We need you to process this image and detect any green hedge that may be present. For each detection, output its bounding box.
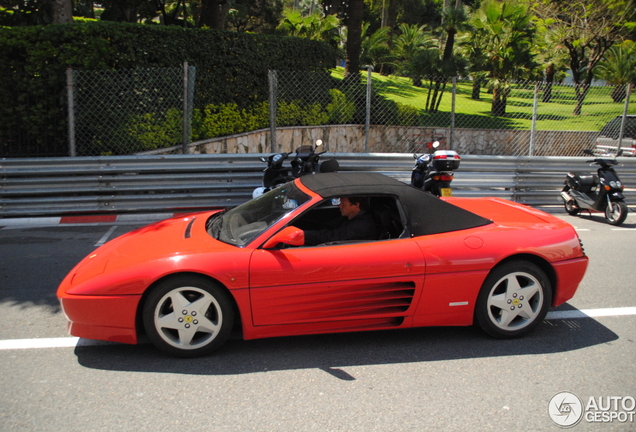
[117,84,412,151]
[1,21,336,105]
[0,21,336,157]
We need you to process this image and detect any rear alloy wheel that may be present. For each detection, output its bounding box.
[475,261,551,338]
[143,276,234,357]
[605,201,628,226]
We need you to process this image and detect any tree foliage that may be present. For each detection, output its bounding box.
[532,0,636,114]
[3,0,636,134]
[0,21,336,156]
[594,40,636,101]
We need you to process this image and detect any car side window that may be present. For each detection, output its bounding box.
[290,195,406,246]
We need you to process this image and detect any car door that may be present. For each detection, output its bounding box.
[248,239,425,326]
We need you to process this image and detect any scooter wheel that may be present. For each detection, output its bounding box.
[564,200,580,216]
[605,201,628,226]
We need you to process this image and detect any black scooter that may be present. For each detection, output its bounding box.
[411,141,461,197]
[253,140,339,198]
[561,149,628,226]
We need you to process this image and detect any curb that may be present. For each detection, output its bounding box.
[0,213,179,228]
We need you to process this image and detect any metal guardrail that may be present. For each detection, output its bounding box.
[1,154,636,218]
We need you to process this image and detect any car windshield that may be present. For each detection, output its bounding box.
[207,182,311,247]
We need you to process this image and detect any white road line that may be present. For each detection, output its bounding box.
[94,226,118,247]
[1,307,634,351]
[545,306,636,320]
[0,337,119,350]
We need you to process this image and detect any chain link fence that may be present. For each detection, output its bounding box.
[68,65,195,156]
[23,66,635,157]
[270,69,635,157]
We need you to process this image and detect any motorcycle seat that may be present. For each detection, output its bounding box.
[319,158,339,173]
[569,172,599,192]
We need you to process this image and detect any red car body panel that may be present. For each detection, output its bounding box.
[248,240,425,326]
[551,257,589,305]
[60,294,140,344]
[57,173,588,347]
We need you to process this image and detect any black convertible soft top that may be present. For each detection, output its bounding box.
[300,172,492,236]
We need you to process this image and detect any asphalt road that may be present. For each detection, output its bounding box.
[0,211,635,432]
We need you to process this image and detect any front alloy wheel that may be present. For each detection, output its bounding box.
[475,261,551,338]
[605,201,628,226]
[143,276,234,357]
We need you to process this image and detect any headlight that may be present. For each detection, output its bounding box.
[610,181,617,188]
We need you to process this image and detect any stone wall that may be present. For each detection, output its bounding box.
[144,125,599,156]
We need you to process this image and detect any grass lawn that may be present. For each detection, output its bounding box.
[330,67,636,132]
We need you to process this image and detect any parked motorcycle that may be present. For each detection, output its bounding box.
[561,149,628,226]
[253,140,339,198]
[410,141,461,197]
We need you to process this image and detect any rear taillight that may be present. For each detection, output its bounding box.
[433,174,454,181]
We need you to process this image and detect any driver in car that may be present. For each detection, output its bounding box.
[300,196,378,246]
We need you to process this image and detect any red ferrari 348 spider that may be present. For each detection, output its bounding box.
[58,172,588,357]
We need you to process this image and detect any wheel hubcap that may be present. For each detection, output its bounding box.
[486,272,543,331]
[153,286,223,350]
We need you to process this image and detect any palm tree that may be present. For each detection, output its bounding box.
[344,0,365,82]
[360,24,395,71]
[440,4,471,63]
[393,23,438,87]
[457,22,490,100]
[467,0,536,116]
[277,8,342,48]
[595,41,636,102]
[532,21,570,103]
[427,4,471,112]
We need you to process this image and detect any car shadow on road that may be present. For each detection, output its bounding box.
[75,306,618,379]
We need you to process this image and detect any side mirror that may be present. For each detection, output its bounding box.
[432,141,440,149]
[262,226,305,249]
[315,139,323,148]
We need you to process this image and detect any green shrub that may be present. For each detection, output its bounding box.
[202,103,245,137]
[125,108,183,150]
[277,100,329,126]
[325,89,355,124]
[396,102,419,126]
[201,102,270,138]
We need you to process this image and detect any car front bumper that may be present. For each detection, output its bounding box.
[59,294,142,344]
